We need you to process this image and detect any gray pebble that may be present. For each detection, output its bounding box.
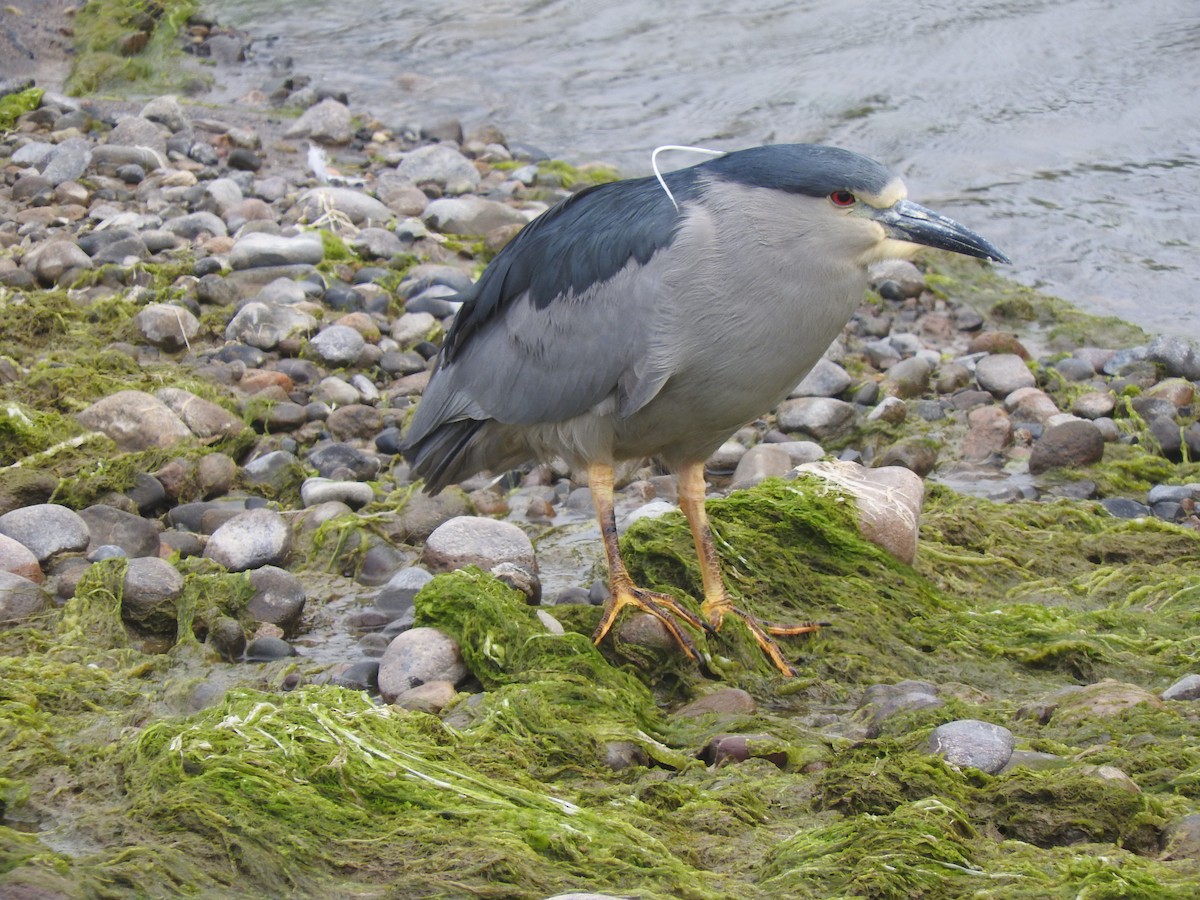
[309,325,366,366]
[775,397,856,440]
[422,516,537,574]
[925,719,1015,774]
[229,233,324,270]
[0,503,90,563]
[121,557,184,633]
[975,353,1036,397]
[300,477,375,509]
[247,565,307,634]
[0,571,50,624]
[377,626,468,702]
[204,508,293,571]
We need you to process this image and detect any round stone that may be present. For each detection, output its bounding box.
[422,516,537,574]
[377,626,468,702]
[204,508,293,571]
[925,719,1015,774]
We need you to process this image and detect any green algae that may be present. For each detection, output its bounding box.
[4,468,1200,896]
[67,0,200,96]
[0,87,44,132]
[924,254,1149,351]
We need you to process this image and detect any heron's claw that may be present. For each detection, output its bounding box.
[592,583,712,663]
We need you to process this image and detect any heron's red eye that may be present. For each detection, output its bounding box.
[830,190,856,207]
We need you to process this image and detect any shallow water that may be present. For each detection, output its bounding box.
[208,0,1200,337]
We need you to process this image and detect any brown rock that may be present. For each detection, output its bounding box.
[968,332,1030,359]
[963,406,1013,460]
[1029,420,1105,474]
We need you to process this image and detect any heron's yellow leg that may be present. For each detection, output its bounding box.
[677,461,823,677]
[588,462,708,661]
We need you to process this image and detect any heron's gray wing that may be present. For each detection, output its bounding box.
[413,171,709,434]
[442,170,701,360]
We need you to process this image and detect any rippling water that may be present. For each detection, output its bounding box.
[209,0,1200,337]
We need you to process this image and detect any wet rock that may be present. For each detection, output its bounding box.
[79,505,161,558]
[0,571,50,624]
[306,442,381,480]
[422,196,528,234]
[207,616,247,661]
[791,358,852,398]
[867,396,907,424]
[1071,390,1116,419]
[857,680,943,737]
[347,226,405,260]
[775,397,856,440]
[140,94,188,132]
[883,356,932,398]
[107,114,168,155]
[133,303,200,351]
[246,565,307,634]
[225,301,317,349]
[376,566,434,617]
[300,478,374,509]
[204,508,292,571]
[699,733,788,769]
[42,137,93,185]
[1049,679,1163,724]
[675,688,757,718]
[1029,420,1105,474]
[869,258,925,298]
[967,332,1030,359]
[309,324,366,366]
[1161,814,1200,860]
[242,450,304,494]
[794,461,923,564]
[395,144,481,194]
[121,557,184,633]
[377,626,468,701]
[331,659,380,692]
[963,406,1013,460]
[0,533,42,582]
[604,741,649,771]
[730,444,793,490]
[325,404,383,442]
[165,210,228,240]
[422,516,537,574]
[294,186,393,225]
[876,437,938,477]
[1100,497,1150,519]
[1146,334,1200,381]
[27,239,93,286]
[393,680,458,713]
[975,353,1036,397]
[285,99,354,144]
[156,388,245,441]
[229,232,324,270]
[925,719,1014,774]
[1004,387,1060,424]
[77,390,192,451]
[245,635,298,661]
[0,503,90,563]
[1161,674,1200,702]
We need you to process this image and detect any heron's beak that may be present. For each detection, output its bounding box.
[875,199,1010,264]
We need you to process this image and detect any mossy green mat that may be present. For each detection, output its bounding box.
[3,477,1200,897]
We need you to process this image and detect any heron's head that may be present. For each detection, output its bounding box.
[699,144,1010,267]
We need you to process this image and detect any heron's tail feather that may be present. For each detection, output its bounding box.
[402,418,528,495]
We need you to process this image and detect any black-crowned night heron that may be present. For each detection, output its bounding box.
[402,144,1008,675]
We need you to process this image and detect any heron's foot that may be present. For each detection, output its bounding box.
[706,603,827,677]
[592,582,713,663]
